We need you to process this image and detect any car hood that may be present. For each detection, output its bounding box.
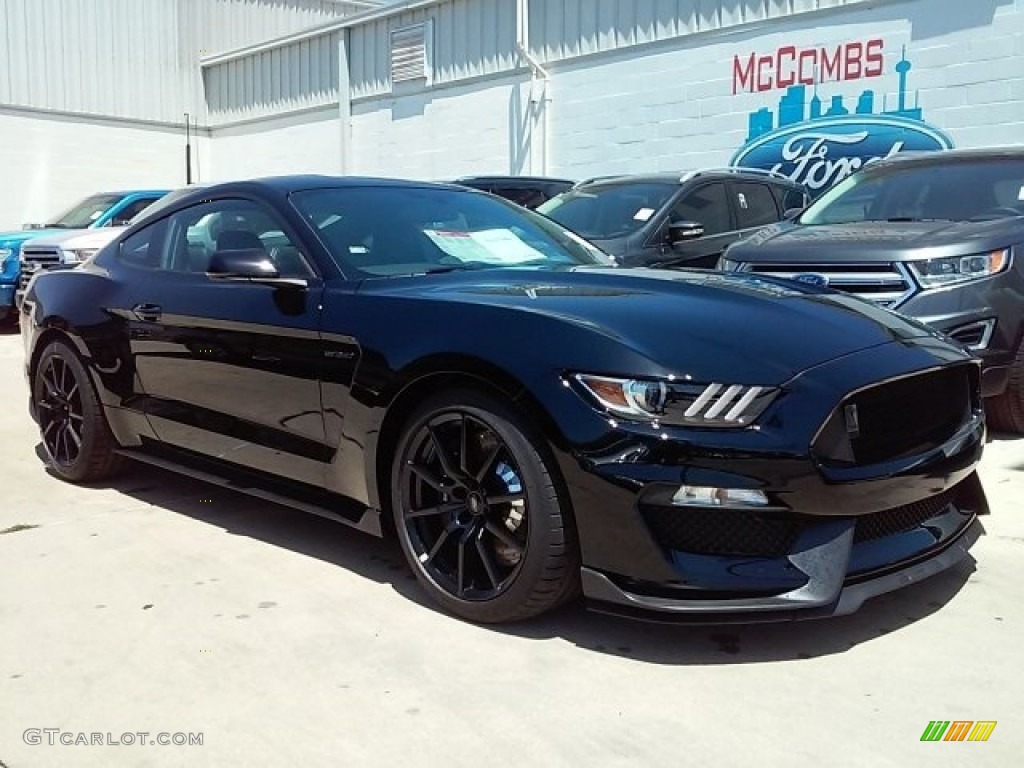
[0,229,68,249]
[728,218,1024,262]
[360,267,946,385]
[21,227,125,250]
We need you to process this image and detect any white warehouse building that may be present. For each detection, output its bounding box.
[2,0,1023,226]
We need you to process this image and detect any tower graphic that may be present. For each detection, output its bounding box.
[744,45,922,142]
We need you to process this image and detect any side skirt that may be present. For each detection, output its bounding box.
[116,446,383,537]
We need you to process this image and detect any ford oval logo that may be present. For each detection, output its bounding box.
[792,273,830,288]
[730,115,953,194]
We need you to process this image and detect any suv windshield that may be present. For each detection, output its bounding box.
[45,194,121,229]
[537,183,677,240]
[801,158,1024,225]
[291,185,610,277]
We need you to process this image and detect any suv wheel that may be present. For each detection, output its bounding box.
[987,341,1024,434]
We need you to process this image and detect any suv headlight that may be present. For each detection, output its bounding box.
[0,247,12,268]
[62,248,99,264]
[572,374,778,427]
[909,248,1010,288]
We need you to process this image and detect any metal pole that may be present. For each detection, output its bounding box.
[184,112,193,184]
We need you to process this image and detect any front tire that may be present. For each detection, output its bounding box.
[391,390,580,623]
[987,340,1024,434]
[33,340,124,482]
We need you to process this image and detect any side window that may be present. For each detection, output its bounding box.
[161,199,313,277]
[778,186,809,214]
[733,183,781,229]
[110,197,160,226]
[494,187,546,209]
[671,183,731,236]
[115,221,166,269]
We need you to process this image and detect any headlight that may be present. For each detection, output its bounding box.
[61,248,99,264]
[572,374,778,427]
[0,247,11,267]
[909,248,1010,288]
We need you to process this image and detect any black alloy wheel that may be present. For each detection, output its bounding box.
[33,341,124,482]
[392,390,579,623]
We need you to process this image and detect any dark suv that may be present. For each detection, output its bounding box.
[720,148,1024,433]
[451,175,575,209]
[536,168,809,268]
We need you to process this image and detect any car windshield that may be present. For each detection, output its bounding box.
[291,185,611,277]
[537,182,677,240]
[801,158,1024,225]
[45,194,121,228]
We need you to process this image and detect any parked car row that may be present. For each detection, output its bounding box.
[1,189,168,323]
[18,172,991,625]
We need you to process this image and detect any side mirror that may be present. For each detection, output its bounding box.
[207,249,307,289]
[668,220,705,245]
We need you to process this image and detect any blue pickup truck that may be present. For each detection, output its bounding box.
[0,189,168,323]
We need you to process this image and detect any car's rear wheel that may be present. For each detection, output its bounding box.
[33,340,124,482]
[987,340,1024,434]
[391,390,580,623]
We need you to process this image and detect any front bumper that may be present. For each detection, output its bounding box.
[583,516,981,623]
[549,346,987,621]
[896,271,1023,398]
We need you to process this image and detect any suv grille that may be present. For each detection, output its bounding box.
[18,246,63,290]
[814,365,977,466]
[742,262,914,307]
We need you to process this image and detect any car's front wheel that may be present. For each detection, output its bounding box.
[33,340,124,482]
[391,390,580,623]
[987,340,1024,434]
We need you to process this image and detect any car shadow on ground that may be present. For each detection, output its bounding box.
[49,452,980,667]
[0,323,20,336]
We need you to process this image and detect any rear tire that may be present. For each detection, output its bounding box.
[33,340,125,482]
[987,341,1024,434]
[391,389,580,623]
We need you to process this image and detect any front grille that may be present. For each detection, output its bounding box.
[854,487,958,543]
[642,505,801,557]
[742,262,914,306]
[814,365,976,466]
[18,246,62,290]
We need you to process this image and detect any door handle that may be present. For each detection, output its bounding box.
[132,303,163,323]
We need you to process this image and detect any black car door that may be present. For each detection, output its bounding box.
[114,197,330,487]
[651,181,737,268]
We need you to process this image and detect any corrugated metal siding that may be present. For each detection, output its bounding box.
[349,0,518,99]
[204,31,342,124]
[530,0,890,62]
[0,0,357,123]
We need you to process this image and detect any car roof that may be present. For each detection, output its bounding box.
[861,146,1024,171]
[452,175,575,185]
[95,189,172,197]
[574,167,801,189]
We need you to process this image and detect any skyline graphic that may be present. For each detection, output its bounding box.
[745,46,923,143]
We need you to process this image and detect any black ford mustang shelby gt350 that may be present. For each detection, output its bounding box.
[20,177,987,623]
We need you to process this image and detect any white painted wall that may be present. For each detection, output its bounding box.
[0,109,195,230]
[544,0,1024,183]
[338,0,1024,189]
[350,74,539,180]
[206,108,343,181]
